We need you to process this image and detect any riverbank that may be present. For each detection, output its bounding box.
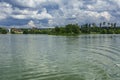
[12,24,120,35]
[1,23,120,35]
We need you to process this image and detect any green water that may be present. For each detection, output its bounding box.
[0,34,120,80]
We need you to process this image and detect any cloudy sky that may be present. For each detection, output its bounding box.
[0,0,120,28]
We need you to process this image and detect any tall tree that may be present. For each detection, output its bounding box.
[111,23,113,27]
[108,22,110,27]
[100,23,102,27]
[88,24,91,28]
[103,22,106,25]
[92,23,96,27]
[114,23,117,27]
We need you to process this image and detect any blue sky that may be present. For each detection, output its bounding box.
[0,0,120,28]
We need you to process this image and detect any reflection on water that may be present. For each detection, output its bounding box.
[0,34,120,80]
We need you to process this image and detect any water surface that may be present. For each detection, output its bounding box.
[0,34,120,80]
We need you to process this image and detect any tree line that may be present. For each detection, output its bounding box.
[80,22,119,34]
[20,24,81,35]
[0,27,8,34]
[21,22,120,35]
[1,22,120,35]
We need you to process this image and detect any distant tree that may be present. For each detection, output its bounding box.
[0,28,8,34]
[88,24,91,27]
[23,30,28,34]
[54,26,60,33]
[65,24,80,34]
[85,23,89,27]
[111,23,114,27]
[100,23,102,27]
[108,22,110,27]
[92,23,97,27]
[103,22,106,26]
[114,23,117,27]
[102,29,107,34]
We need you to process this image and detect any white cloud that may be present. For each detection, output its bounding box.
[11,8,53,20]
[87,5,94,10]
[28,20,36,28]
[100,11,111,21]
[11,14,27,19]
[48,0,118,25]
[14,0,46,8]
[0,0,120,27]
[14,0,61,8]
[86,11,111,20]
[113,0,120,7]
[33,8,53,20]
[0,2,12,20]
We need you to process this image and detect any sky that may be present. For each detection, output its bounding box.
[0,0,120,28]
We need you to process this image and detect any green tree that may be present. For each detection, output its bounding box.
[92,23,97,27]
[103,22,106,26]
[0,28,8,34]
[100,23,102,27]
[111,23,114,27]
[65,24,80,34]
[114,23,116,27]
[54,26,60,33]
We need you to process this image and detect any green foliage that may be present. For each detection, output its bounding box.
[103,22,106,25]
[54,27,60,33]
[22,28,52,34]
[0,28,8,34]
[50,24,81,35]
[65,24,80,34]
[3,22,120,35]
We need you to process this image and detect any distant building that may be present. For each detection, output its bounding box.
[11,28,23,34]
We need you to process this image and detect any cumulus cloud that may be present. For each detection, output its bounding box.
[13,0,45,8]
[11,8,52,20]
[28,20,36,28]
[12,0,61,8]
[0,2,12,20]
[0,0,120,27]
[34,8,53,20]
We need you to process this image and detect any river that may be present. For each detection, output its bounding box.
[0,34,120,80]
